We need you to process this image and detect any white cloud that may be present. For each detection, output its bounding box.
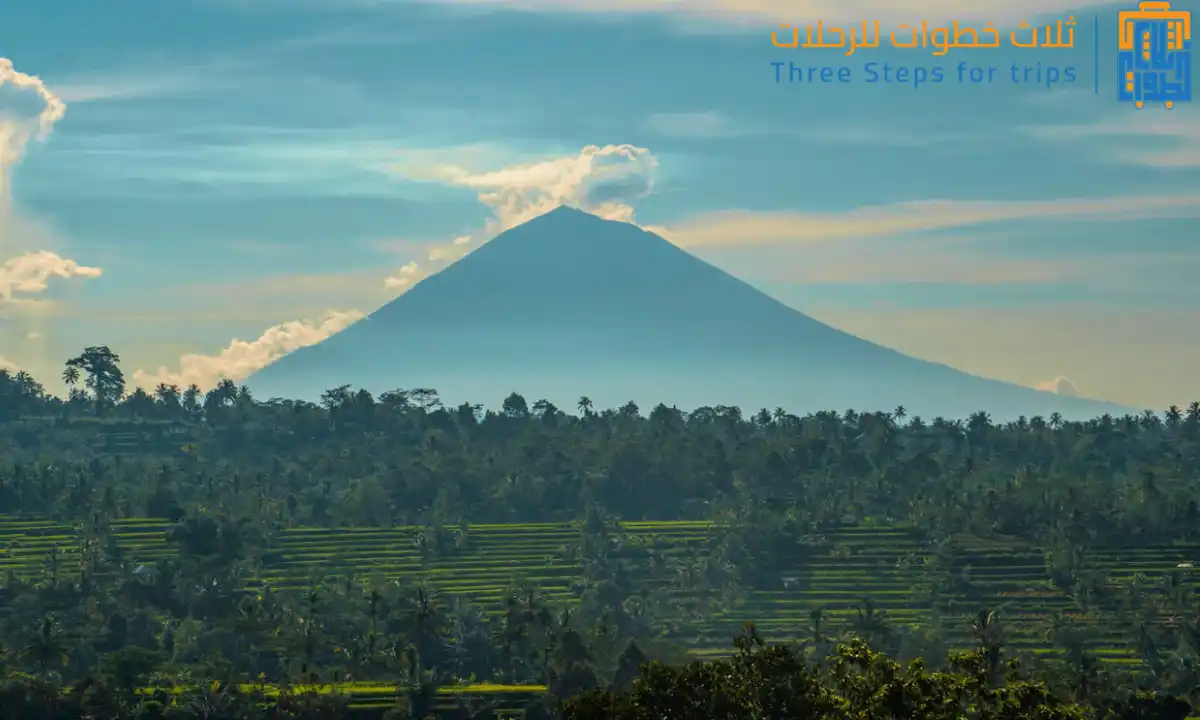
[132,309,365,390]
[383,143,658,292]
[383,260,426,291]
[0,58,66,205]
[0,250,103,303]
[0,355,18,372]
[1036,376,1079,396]
[745,235,1080,285]
[0,60,99,316]
[0,60,66,145]
[424,143,657,225]
[410,0,1091,26]
[654,195,1200,247]
[1019,111,1200,167]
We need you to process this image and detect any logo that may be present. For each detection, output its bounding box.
[1117,1,1192,108]
[768,18,1081,90]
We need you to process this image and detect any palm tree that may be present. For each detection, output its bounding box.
[851,598,891,650]
[61,365,80,390]
[970,608,1004,681]
[577,396,593,417]
[21,616,68,678]
[182,384,202,415]
[154,382,182,410]
[808,607,826,646]
[206,378,239,411]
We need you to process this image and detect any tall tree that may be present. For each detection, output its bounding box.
[64,346,126,411]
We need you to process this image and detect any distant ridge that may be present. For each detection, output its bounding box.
[246,206,1136,420]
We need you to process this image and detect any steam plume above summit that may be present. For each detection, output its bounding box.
[384,144,657,292]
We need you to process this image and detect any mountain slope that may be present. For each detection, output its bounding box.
[246,207,1136,420]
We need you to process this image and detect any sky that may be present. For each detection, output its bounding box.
[0,0,1197,409]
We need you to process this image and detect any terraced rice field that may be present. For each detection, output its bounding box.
[2,516,1197,668]
[133,682,544,717]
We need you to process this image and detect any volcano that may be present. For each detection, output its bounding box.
[246,207,1134,419]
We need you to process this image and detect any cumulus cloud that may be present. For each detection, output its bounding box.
[383,260,426,291]
[0,58,100,312]
[0,58,66,193]
[1035,376,1079,396]
[383,143,658,292]
[0,250,103,303]
[132,309,364,390]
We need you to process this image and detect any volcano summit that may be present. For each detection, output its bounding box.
[246,207,1132,419]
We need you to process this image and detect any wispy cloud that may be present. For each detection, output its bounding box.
[51,28,407,105]
[58,129,411,193]
[1019,110,1200,167]
[701,230,1197,288]
[53,128,523,199]
[133,309,365,390]
[654,195,1200,247]
[750,237,1080,285]
[53,74,200,103]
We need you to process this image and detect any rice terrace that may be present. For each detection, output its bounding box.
[4,513,1198,664]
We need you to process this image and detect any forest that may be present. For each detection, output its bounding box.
[0,347,1198,718]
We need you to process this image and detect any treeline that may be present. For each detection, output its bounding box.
[2,350,1200,550]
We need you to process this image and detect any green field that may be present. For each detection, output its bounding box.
[3,516,1197,666]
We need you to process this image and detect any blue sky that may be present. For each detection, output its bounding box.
[0,0,1197,408]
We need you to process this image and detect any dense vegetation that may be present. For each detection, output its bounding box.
[0,349,1198,718]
